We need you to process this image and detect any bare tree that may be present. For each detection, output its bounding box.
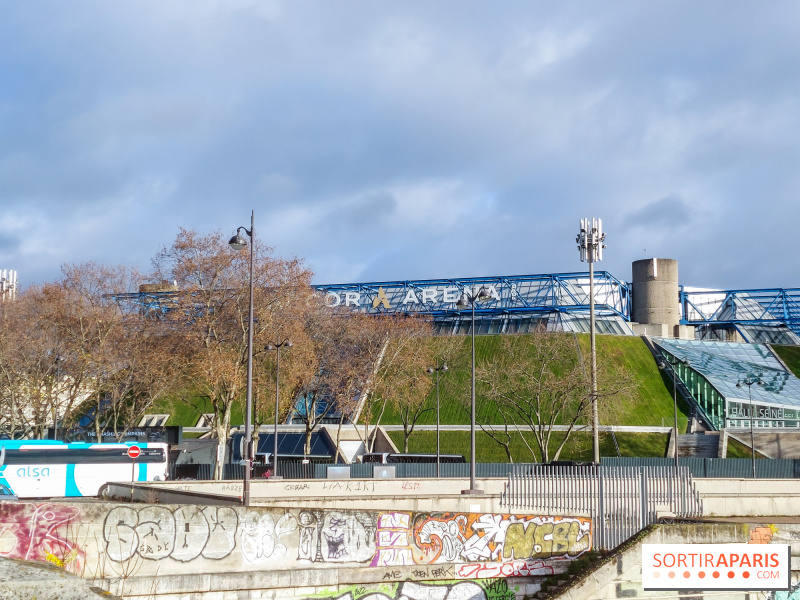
[371,318,434,453]
[48,263,144,441]
[477,331,590,463]
[152,228,313,478]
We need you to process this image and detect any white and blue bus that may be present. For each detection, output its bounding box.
[0,440,169,498]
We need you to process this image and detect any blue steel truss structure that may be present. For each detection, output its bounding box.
[110,271,631,320]
[680,288,800,336]
[316,271,630,319]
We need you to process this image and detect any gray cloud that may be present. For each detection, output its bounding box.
[1,1,800,291]
[622,195,694,231]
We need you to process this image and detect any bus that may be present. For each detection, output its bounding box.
[361,453,466,464]
[0,440,169,498]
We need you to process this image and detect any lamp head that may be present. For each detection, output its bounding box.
[442,364,448,372]
[455,293,469,309]
[736,382,742,389]
[476,287,492,302]
[427,367,434,374]
[265,343,276,351]
[658,361,666,370]
[228,233,248,251]
[285,340,293,348]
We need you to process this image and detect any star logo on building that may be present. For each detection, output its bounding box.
[372,287,392,309]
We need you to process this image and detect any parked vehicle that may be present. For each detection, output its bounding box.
[0,440,169,498]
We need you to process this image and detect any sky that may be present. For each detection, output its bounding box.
[2,1,799,291]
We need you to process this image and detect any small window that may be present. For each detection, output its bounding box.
[138,414,170,427]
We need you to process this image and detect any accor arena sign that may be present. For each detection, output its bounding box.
[642,544,791,591]
[322,285,502,309]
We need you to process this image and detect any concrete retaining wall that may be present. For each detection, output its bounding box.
[0,501,592,599]
[553,521,800,599]
[106,477,512,513]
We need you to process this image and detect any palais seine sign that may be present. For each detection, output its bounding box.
[323,285,502,310]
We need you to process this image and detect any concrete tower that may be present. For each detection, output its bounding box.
[631,258,685,337]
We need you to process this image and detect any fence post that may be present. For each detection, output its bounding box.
[598,465,605,550]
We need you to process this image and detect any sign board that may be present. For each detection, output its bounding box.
[326,466,351,480]
[49,426,182,445]
[127,445,141,459]
[642,544,791,591]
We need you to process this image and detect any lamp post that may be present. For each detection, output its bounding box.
[266,339,292,479]
[229,210,255,506]
[736,377,763,479]
[658,355,687,478]
[426,362,448,478]
[52,356,65,441]
[456,286,492,495]
[576,218,606,464]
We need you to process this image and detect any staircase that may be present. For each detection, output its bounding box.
[678,432,720,458]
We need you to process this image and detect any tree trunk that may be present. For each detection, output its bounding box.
[212,402,233,480]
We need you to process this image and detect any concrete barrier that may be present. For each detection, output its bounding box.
[694,478,800,517]
[0,500,592,599]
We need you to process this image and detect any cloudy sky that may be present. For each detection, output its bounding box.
[2,1,799,290]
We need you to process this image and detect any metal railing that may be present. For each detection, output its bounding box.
[176,458,800,482]
[502,464,703,550]
[602,456,800,478]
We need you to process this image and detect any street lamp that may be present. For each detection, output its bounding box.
[736,377,764,479]
[658,355,687,478]
[456,286,492,495]
[427,362,448,478]
[229,210,255,506]
[576,218,606,464]
[265,339,292,479]
[52,356,65,441]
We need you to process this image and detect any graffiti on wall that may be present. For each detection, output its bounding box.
[1,503,590,578]
[298,509,378,563]
[308,578,517,600]
[0,503,85,573]
[373,512,590,567]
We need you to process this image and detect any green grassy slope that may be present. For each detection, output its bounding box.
[387,430,668,462]
[151,333,679,460]
[772,345,800,378]
[371,334,683,427]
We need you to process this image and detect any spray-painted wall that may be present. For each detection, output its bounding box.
[0,502,592,598]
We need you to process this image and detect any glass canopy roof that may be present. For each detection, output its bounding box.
[654,338,800,409]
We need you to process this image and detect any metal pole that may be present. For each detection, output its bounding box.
[274,345,280,478]
[589,259,599,464]
[436,367,440,479]
[243,210,255,506]
[470,298,477,491]
[672,364,679,475]
[749,384,756,479]
[53,362,59,442]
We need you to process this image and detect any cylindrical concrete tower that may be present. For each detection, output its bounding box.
[631,258,680,328]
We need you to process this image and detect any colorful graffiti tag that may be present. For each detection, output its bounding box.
[0,503,85,574]
[307,578,518,600]
[0,504,591,580]
[372,512,591,568]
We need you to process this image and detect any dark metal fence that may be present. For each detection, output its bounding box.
[176,457,800,481]
[601,457,800,478]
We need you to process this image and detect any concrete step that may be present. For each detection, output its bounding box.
[678,433,719,458]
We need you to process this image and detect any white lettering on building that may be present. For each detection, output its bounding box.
[402,289,419,304]
[442,287,459,303]
[325,292,341,307]
[345,292,360,306]
[421,289,437,304]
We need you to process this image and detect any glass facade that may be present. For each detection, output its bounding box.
[655,338,800,429]
[432,314,632,336]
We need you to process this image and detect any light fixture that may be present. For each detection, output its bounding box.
[229,212,255,505]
